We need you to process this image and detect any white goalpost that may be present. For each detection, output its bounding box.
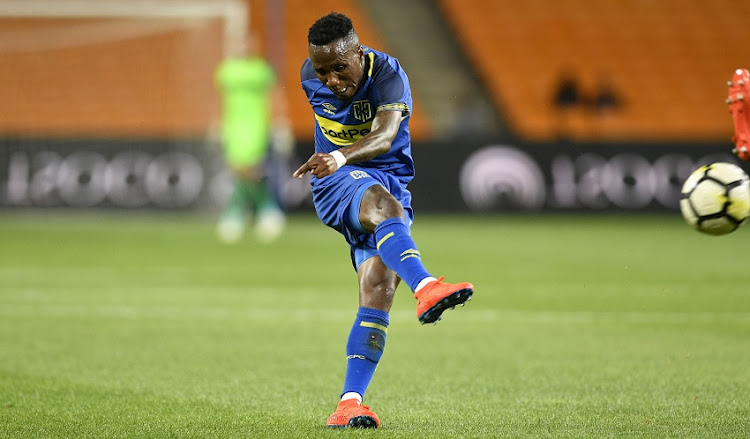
[0,0,247,58]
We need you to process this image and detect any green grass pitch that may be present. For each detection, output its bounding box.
[0,213,748,438]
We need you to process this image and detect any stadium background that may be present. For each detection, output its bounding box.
[1,0,749,213]
[3,2,750,437]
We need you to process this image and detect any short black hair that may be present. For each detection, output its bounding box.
[308,12,355,46]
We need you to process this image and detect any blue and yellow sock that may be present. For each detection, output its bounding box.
[341,307,389,399]
[374,217,432,292]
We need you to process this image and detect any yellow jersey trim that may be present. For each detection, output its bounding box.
[377,103,409,113]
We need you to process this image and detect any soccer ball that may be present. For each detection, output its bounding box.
[680,162,750,235]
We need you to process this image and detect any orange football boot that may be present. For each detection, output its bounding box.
[727,68,750,161]
[415,277,474,324]
[326,399,380,429]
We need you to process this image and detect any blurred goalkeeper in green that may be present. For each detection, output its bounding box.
[214,34,291,243]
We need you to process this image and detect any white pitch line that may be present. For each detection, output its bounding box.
[0,303,749,324]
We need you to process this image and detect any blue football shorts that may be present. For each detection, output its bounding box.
[310,165,414,270]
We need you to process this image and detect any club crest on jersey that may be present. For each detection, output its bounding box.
[321,103,337,115]
[352,100,373,122]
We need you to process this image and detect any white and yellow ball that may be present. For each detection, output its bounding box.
[680,162,750,235]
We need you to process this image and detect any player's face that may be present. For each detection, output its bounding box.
[309,41,365,101]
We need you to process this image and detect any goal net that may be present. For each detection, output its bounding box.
[0,0,249,208]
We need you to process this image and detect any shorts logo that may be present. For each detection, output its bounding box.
[349,170,370,179]
[352,100,372,122]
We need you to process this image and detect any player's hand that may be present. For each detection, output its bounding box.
[293,153,340,179]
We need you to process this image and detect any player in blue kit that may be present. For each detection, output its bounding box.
[293,13,475,429]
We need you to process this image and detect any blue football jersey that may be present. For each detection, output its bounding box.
[300,46,415,179]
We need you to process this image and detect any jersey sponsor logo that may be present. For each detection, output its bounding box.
[322,102,337,115]
[352,100,372,122]
[315,114,372,146]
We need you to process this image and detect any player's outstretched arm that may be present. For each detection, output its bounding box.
[293,110,402,179]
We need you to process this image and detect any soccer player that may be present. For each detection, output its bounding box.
[727,68,750,161]
[215,34,288,243]
[293,12,475,429]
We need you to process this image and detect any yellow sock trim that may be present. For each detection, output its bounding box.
[376,232,394,250]
[359,321,388,333]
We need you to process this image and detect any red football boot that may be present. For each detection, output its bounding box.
[727,68,750,161]
[415,277,474,324]
[326,399,380,429]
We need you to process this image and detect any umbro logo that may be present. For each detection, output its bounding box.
[322,103,337,115]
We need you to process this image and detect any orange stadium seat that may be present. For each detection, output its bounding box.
[438,0,750,142]
[0,1,428,141]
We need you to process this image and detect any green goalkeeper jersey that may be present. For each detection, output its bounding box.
[215,56,275,166]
